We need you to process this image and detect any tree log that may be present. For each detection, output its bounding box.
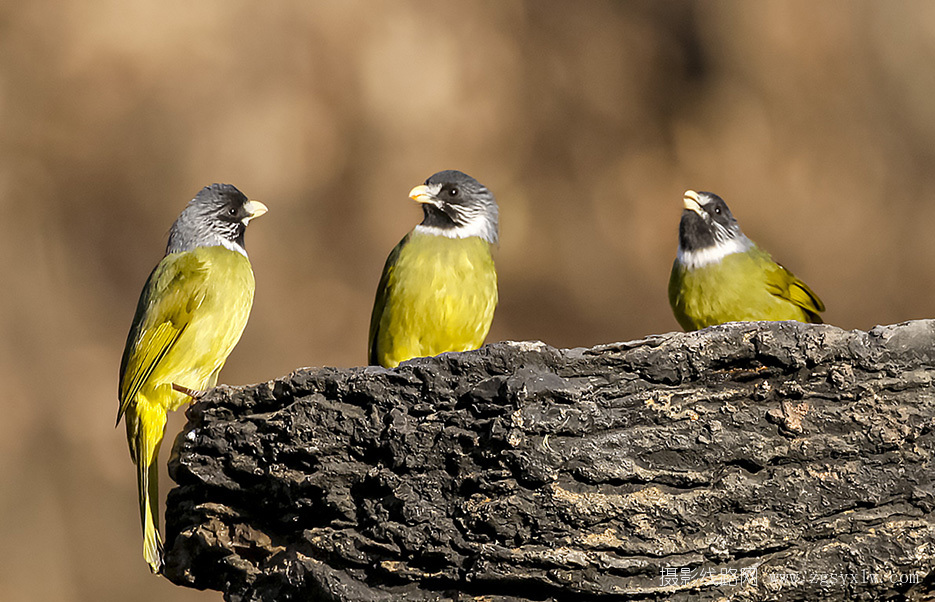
[163,320,935,601]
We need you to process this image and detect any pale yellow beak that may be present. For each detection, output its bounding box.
[682,190,703,214]
[242,200,269,224]
[408,184,436,205]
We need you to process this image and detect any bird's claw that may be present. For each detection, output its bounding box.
[172,383,206,399]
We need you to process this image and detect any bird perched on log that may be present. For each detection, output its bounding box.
[369,170,499,368]
[669,189,824,331]
[117,184,267,572]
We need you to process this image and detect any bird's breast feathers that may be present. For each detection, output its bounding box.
[375,232,497,366]
[670,248,820,329]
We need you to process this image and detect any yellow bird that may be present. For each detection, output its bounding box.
[117,184,267,572]
[669,190,824,330]
[369,170,499,368]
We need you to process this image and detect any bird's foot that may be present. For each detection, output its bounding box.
[172,383,207,399]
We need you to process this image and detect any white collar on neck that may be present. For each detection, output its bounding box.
[218,236,248,258]
[677,236,750,270]
[415,222,496,244]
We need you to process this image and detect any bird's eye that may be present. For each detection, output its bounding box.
[448,187,459,197]
[714,207,722,215]
[228,207,237,216]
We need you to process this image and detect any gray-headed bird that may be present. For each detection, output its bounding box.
[117,184,267,572]
[369,170,498,368]
[669,189,824,331]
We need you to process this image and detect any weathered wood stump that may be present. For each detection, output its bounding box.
[163,320,935,601]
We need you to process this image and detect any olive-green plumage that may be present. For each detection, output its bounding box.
[669,244,824,330]
[370,231,497,367]
[369,170,499,368]
[117,184,266,572]
[668,190,824,331]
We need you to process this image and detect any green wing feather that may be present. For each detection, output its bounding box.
[368,234,407,366]
[765,263,825,323]
[117,252,209,423]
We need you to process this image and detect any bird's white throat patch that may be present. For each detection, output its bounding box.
[219,237,249,258]
[415,222,496,244]
[677,236,751,270]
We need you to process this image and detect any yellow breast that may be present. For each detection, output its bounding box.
[371,232,497,368]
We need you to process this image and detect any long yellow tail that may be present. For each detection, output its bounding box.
[138,446,164,572]
[128,402,167,573]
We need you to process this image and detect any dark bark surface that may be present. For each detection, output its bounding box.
[164,320,935,601]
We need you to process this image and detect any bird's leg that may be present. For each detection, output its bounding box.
[172,383,207,399]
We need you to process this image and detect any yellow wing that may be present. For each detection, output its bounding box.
[765,261,825,322]
[368,234,407,366]
[117,252,209,423]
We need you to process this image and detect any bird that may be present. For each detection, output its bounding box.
[117,184,267,572]
[668,189,824,331]
[369,170,499,368]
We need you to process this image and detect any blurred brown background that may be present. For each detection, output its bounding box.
[1,1,933,600]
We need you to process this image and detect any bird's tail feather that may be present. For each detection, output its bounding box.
[138,441,164,573]
[133,405,166,573]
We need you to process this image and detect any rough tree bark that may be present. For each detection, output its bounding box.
[163,320,935,602]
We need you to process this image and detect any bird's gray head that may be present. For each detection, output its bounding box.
[676,190,751,269]
[411,170,499,244]
[167,184,268,257]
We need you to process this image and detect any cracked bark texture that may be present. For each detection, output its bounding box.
[163,320,935,601]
